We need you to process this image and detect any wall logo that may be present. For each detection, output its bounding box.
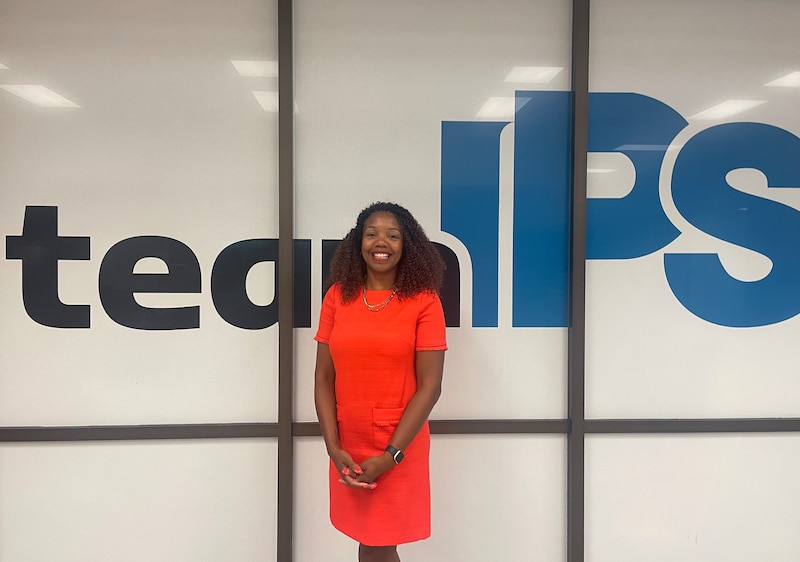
[5,91,800,330]
[441,91,800,328]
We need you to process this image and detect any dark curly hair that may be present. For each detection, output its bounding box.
[327,201,445,303]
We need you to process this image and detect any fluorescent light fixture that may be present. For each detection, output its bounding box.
[588,168,616,174]
[0,85,79,108]
[690,99,766,120]
[504,66,563,83]
[232,59,277,77]
[253,90,277,112]
[477,96,528,119]
[765,71,800,88]
[0,62,8,70]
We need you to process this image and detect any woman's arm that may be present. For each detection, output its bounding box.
[313,343,339,454]
[314,343,371,488]
[357,349,445,483]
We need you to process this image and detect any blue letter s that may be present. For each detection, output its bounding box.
[666,123,800,327]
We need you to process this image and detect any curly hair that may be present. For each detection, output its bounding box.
[327,201,445,303]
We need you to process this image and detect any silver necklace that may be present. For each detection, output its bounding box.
[363,284,397,312]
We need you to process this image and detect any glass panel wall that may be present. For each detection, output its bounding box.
[0,0,279,425]
[293,2,573,558]
[0,440,278,561]
[586,0,800,419]
[295,435,566,562]
[293,0,573,422]
[586,435,800,562]
[1,3,279,559]
[587,3,800,560]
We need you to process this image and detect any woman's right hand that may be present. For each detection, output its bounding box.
[329,447,376,490]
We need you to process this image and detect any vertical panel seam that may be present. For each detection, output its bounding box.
[568,1,590,562]
[277,0,295,560]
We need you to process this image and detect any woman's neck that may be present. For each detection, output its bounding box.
[364,272,396,291]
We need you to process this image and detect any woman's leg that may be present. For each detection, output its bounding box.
[358,544,400,562]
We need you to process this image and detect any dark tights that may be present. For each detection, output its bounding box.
[358,544,400,562]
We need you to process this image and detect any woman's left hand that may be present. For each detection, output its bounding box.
[355,452,395,486]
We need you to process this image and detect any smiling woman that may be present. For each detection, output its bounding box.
[313,202,447,562]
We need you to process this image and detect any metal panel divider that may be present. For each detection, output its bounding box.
[277,0,295,560]
[568,1,591,561]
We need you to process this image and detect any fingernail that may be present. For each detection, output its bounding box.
[369,483,377,490]
[354,466,363,474]
[338,479,345,484]
[342,468,350,476]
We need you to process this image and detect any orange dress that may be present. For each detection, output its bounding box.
[314,283,447,546]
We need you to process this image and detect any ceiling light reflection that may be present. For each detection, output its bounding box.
[504,66,563,83]
[689,99,765,120]
[614,144,670,151]
[232,60,277,77]
[765,71,800,88]
[0,85,79,108]
[253,91,277,112]
[0,62,8,70]
[476,96,532,119]
[477,97,514,118]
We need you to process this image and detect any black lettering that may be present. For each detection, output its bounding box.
[211,239,312,329]
[212,239,278,329]
[98,236,200,330]
[434,242,461,327]
[292,239,312,328]
[5,206,90,328]
[321,239,341,298]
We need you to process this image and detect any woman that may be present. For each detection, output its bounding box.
[314,202,447,562]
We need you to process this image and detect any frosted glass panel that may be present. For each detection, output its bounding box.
[295,435,566,562]
[0,1,279,425]
[586,0,800,418]
[0,440,277,562]
[294,0,573,421]
[586,435,800,562]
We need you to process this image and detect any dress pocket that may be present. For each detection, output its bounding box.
[372,407,405,450]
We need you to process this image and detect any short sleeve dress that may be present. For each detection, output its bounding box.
[314,283,447,546]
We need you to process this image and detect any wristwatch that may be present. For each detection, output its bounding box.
[385,444,404,464]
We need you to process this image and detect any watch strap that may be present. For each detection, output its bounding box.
[385,444,404,464]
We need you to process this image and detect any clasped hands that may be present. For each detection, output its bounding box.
[331,447,394,490]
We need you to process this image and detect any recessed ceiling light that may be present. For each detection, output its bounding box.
[504,66,563,83]
[689,99,766,120]
[0,85,79,108]
[765,71,800,88]
[232,60,277,77]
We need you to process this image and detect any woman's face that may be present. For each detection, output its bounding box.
[361,211,403,277]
